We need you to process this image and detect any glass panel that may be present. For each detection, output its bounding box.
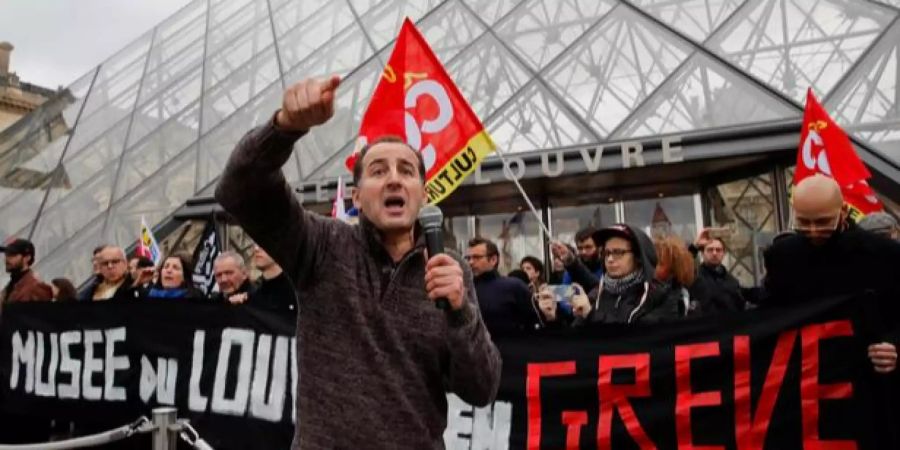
[496,0,615,71]
[706,174,777,286]
[30,168,116,262]
[277,1,357,73]
[207,0,268,55]
[417,0,486,62]
[58,119,129,189]
[444,216,472,255]
[115,101,201,201]
[487,82,596,154]
[78,32,153,122]
[105,146,199,251]
[546,7,691,138]
[353,0,442,51]
[474,208,545,275]
[623,194,698,243]
[826,20,900,165]
[446,33,531,120]
[32,218,104,290]
[631,0,746,42]
[139,1,206,107]
[202,37,279,134]
[197,81,282,190]
[0,191,46,240]
[612,52,796,138]
[129,66,203,147]
[708,0,895,102]
[461,0,526,27]
[271,0,333,37]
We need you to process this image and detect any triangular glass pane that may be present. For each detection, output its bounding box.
[105,146,199,249]
[462,0,526,27]
[33,218,104,291]
[631,0,745,42]
[202,36,279,134]
[354,0,443,51]
[495,0,615,71]
[58,119,130,190]
[197,81,282,190]
[486,81,596,154]
[827,19,900,165]
[207,0,269,57]
[30,165,115,259]
[129,65,202,147]
[708,0,896,102]
[139,1,207,105]
[418,0,487,63]
[447,32,531,120]
[612,52,797,139]
[116,101,201,201]
[545,6,692,138]
[277,1,359,73]
[79,31,154,122]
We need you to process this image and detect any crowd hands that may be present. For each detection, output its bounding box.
[467,182,900,376]
[0,239,297,313]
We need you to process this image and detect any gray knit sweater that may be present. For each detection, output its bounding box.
[215,118,502,449]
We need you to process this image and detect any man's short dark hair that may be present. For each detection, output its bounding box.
[705,237,726,249]
[352,135,426,185]
[575,227,597,243]
[467,237,499,259]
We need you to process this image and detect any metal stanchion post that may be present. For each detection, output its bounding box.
[152,407,178,450]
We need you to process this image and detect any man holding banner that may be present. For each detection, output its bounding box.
[216,41,500,450]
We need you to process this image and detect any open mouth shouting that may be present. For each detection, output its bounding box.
[383,194,407,216]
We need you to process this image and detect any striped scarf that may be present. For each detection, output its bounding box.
[602,269,644,295]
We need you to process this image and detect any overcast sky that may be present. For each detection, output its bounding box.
[1,0,192,88]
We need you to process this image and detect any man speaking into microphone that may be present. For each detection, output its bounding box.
[215,76,501,449]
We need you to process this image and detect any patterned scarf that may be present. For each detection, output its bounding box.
[602,269,645,295]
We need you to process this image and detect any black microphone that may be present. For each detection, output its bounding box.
[418,204,450,310]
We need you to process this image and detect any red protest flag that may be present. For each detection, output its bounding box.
[795,88,883,218]
[345,18,495,204]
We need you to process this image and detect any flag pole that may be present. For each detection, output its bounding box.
[490,145,553,241]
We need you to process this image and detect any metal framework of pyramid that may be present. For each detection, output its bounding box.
[1,0,899,284]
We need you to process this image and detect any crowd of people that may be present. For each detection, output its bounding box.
[0,240,297,313]
[466,175,899,380]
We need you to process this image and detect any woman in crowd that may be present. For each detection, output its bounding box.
[552,224,681,325]
[50,278,78,302]
[653,235,696,317]
[144,252,204,300]
[519,256,545,294]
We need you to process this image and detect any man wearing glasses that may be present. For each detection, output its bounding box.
[86,245,138,301]
[762,174,898,377]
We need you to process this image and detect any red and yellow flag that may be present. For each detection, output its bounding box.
[796,88,883,220]
[345,18,495,204]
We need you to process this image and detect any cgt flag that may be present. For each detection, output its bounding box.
[345,18,495,204]
[796,88,883,221]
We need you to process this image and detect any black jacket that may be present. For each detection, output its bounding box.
[252,272,297,313]
[84,275,141,301]
[577,224,681,325]
[474,270,544,335]
[690,263,745,315]
[211,278,255,303]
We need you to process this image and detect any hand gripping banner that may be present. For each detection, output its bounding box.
[345,18,495,204]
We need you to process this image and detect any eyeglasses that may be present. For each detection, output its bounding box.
[601,248,632,260]
[464,254,487,261]
[99,259,124,267]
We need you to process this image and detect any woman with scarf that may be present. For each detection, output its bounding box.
[552,224,681,325]
[144,252,205,300]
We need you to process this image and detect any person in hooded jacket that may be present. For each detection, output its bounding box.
[553,224,681,325]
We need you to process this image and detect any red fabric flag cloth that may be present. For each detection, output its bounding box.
[345,18,495,204]
[795,88,883,218]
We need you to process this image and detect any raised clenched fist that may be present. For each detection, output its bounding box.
[275,75,341,132]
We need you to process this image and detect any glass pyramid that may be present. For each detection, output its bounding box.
[1,0,899,285]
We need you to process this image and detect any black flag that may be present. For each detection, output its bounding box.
[192,219,220,296]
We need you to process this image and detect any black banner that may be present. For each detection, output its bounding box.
[1,294,896,449]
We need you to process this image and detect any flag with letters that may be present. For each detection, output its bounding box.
[137,216,161,265]
[345,18,495,204]
[795,88,883,220]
